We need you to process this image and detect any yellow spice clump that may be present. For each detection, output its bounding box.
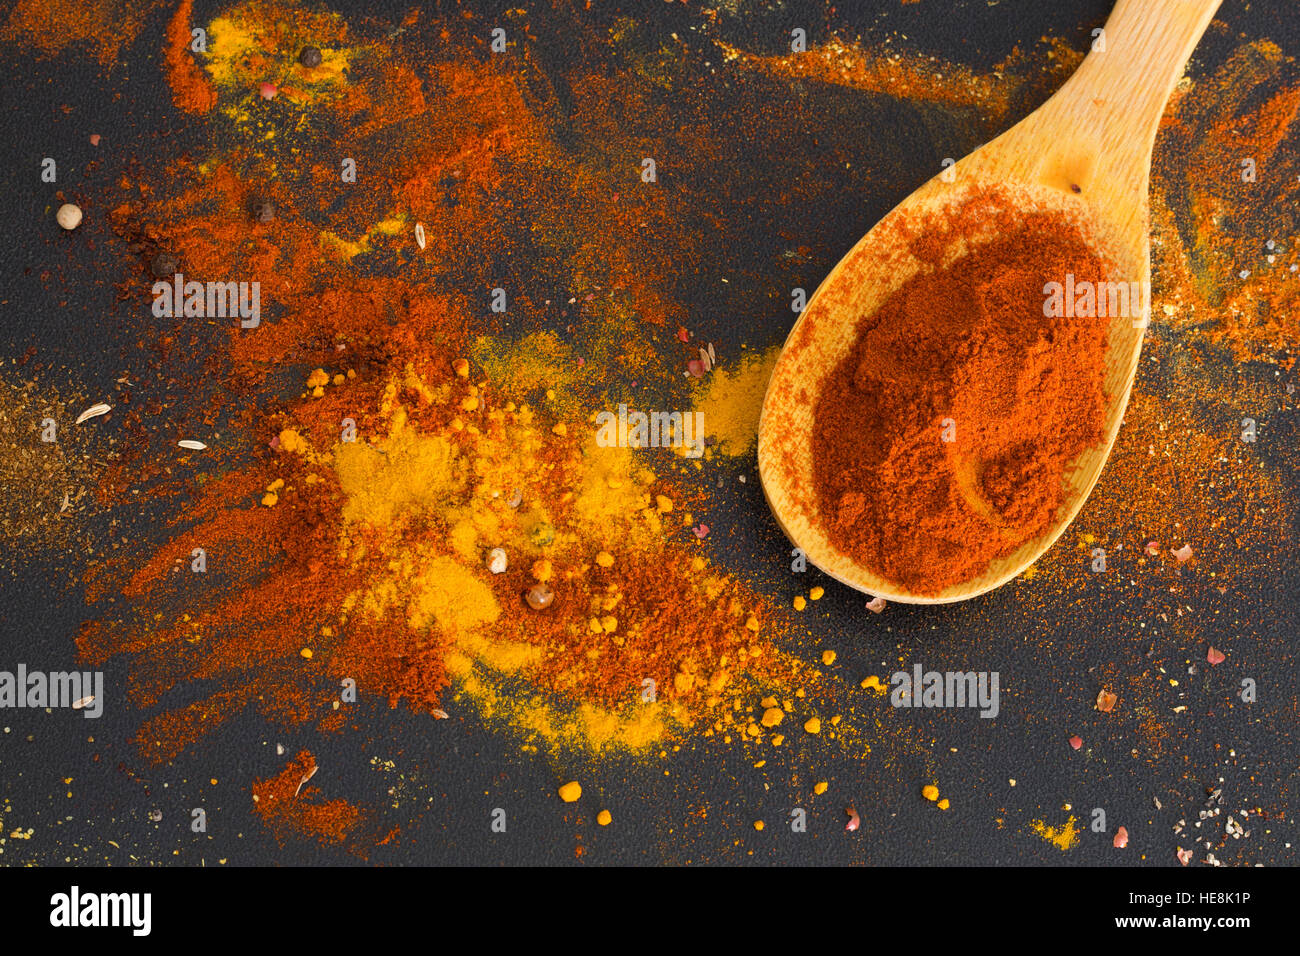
[922,785,940,802]
[559,781,582,803]
[278,428,309,454]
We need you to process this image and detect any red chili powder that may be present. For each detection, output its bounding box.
[251,750,362,846]
[812,197,1113,594]
[164,0,216,114]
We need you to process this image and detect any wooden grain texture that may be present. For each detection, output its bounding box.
[757,0,1222,604]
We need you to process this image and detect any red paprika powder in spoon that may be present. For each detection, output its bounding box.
[811,191,1114,595]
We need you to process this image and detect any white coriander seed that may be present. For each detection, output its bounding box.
[56,203,83,230]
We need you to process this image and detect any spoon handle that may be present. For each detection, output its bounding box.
[1010,0,1221,202]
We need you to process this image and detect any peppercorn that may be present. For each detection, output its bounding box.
[56,203,82,231]
[150,252,180,278]
[254,201,275,223]
[299,46,322,68]
[525,583,554,610]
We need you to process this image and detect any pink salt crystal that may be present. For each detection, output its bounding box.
[1207,646,1225,666]
[259,82,278,100]
[1113,826,1128,849]
[1069,735,1083,750]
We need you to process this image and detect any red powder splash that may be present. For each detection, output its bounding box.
[164,0,217,113]
[252,750,363,847]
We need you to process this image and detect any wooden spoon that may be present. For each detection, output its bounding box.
[757,0,1221,604]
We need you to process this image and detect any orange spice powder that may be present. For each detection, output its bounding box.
[164,0,217,113]
[251,750,362,846]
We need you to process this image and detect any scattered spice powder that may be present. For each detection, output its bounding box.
[693,348,779,458]
[164,0,217,113]
[77,2,829,768]
[251,750,362,847]
[1029,814,1080,851]
[0,370,97,568]
[0,0,163,66]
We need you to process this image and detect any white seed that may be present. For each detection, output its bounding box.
[74,403,112,425]
[72,696,94,710]
[487,547,508,574]
[177,440,208,450]
[56,203,83,230]
[415,222,426,250]
[295,763,318,797]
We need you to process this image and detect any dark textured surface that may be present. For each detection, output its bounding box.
[0,0,1296,868]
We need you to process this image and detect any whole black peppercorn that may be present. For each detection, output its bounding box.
[299,46,322,68]
[254,201,275,223]
[150,252,180,278]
